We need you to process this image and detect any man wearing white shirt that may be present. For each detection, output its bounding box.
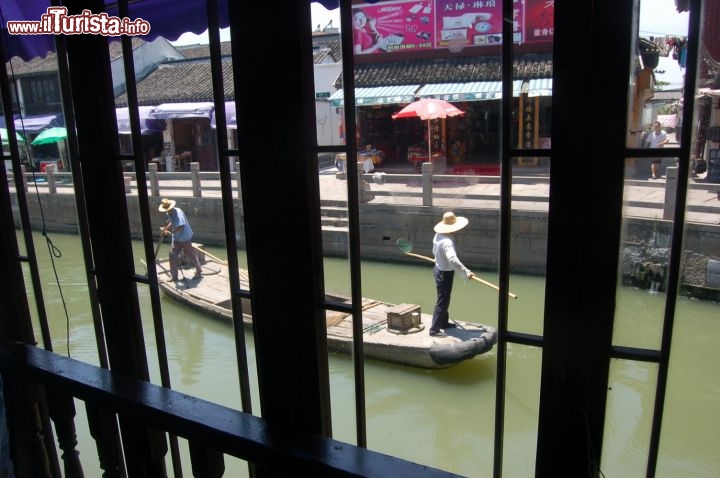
[647,121,669,179]
[429,212,475,337]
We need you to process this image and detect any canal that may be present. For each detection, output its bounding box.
[23,232,720,477]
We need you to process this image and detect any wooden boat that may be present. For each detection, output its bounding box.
[154,254,497,369]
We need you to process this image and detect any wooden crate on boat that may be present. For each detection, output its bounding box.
[386,303,421,332]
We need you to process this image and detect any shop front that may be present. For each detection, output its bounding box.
[116,106,166,170]
[150,102,216,171]
[331,79,552,174]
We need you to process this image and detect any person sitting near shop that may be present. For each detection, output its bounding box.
[159,197,202,281]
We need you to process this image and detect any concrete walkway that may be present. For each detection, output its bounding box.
[19,161,720,225]
[319,162,720,225]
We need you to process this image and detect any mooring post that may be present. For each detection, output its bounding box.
[46,163,56,194]
[191,162,201,198]
[664,166,677,220]
[422,161,433,207]
[148,162,159,197]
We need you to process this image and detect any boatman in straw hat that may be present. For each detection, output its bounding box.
[429,211,475,337]
[158,198,202,282]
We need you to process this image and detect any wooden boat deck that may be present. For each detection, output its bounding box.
[155,254,497,369]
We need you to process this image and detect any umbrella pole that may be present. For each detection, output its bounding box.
[427,118,431,164]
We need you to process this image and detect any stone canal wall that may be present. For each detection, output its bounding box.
[13,192,720,278]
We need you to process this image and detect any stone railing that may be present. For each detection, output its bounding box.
[7,162,720,220]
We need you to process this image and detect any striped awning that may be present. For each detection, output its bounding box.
[526,78,553,97]
[416,81,504,101]
[330,79,553,107]
[329,85,420,107]
[416,79,553,101]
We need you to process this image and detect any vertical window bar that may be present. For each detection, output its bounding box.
[54,30,110,367]
[0,54,53,352]
[645,1,702,475]
[492,1,517,475]
[115,1,185,475]
[338,0,367,448]
[206,0,254,415]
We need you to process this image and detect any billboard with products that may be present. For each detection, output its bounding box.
[352,0,553,56]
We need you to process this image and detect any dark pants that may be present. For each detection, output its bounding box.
[169,240,201,280]
[431,267,454,332]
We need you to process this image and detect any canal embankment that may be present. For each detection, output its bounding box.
[9,163,720,292]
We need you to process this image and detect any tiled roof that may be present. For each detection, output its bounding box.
[114,58,234,106]
[6,52,58,76]
[108,37,148,60]
[7,37,146,76]
[312,34,341,63]
[313,48,333,64]
[346,53,553,89]
[175,42,233,59]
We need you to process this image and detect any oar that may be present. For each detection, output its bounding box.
[154,229,166,259]
[191,244,227,265]
[396,238,518,299]
[703,191,720,202]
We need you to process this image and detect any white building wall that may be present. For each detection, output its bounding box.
[314,62,343,146]
[111,37,184,97]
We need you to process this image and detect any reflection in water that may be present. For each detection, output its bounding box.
[22,233,720,477]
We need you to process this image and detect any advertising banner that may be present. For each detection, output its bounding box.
[352,0,552,56]
[524,0,555,43]
[352,0,436,54]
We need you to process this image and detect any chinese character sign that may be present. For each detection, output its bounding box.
[435,0,504,48]
[524,0,554,43]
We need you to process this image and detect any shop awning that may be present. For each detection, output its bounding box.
[150,102,215,120]
[415,79,553,101]
[116,106,166,134]
[329,85,420,107]
[526,78,553,97]
[416,82,504,101]
[14,114,62,134]
[210,101,237,129]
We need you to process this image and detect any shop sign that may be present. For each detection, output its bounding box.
[352,0,553,57]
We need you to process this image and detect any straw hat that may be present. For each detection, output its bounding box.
[434,211,468,233]
[158,198,176,213]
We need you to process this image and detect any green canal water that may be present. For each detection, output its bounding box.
[21,232,720,477]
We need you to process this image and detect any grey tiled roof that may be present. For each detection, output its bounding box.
[347,52,553,88]
[313,48,335,64]
[175,42,233,59]
[6,52,58,76]
[7,37,146,76]
[312,34,341,63]
[115,58,234,106]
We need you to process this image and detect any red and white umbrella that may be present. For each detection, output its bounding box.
[392,98,464,164]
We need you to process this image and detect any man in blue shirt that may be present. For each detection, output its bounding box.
[159,198,202,281]
[430,212,474,337]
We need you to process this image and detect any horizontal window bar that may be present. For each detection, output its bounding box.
[505,331,544,347]
[610,345,662,363]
